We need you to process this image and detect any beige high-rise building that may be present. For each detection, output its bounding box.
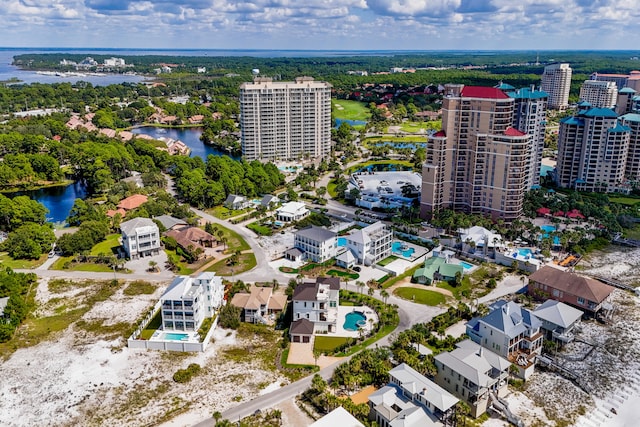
[579,80,618,108]
[541,63,572,110]
[556,106,631,192]
[420,85,532,221]
[239,77,332,161]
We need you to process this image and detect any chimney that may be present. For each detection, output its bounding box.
[478,347,483,357]
[502,303,509,315]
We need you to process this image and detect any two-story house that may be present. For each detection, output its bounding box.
[160,272,224,333]
[230,285,288,324]
[466,300,543,379]
[291,277,340,335]
[533,299,583,345]
[276,201,309,222]
[434,340,511,418]
[528,266,614,316]
[344,221,393,265]
[292,226,337,263]
[120,217,161,259]
[368,363,458,427]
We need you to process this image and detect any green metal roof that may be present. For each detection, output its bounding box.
[507,87,549,99]
[619,87,636,94]
[561,116,584,126]
[608,123,631,133]
[583,108,619,118]
[621,113,640,123]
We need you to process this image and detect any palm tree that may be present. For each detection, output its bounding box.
[148,260,158,272]
[356,281,365,294]
[368,286,374,297]
[380,290,389,304]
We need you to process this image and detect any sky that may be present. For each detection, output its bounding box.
[2,0,640,51]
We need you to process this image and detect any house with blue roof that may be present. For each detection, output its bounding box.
[466,300,543,379]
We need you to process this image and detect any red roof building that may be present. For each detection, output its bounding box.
[117,194,148,211]
[460,86,510,100]
[566,209,585,219]
[553,210,565,217]
[504,127,526,137]
[536,207,551,216]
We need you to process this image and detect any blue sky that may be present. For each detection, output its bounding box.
[2,0,639,50]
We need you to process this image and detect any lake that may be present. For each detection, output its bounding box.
[131,126,239,160]
[8,181,87,224]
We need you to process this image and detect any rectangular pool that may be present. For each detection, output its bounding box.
[337,237,347,247]
[459,261,474,270]
[160,332,189,341]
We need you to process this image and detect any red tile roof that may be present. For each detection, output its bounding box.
[433,130,446,137]
[504,127,526,136]
[529,266,614,304]
[117,194,148,211]
[461,86,510,99]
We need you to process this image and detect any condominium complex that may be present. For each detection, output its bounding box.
[556,105,631,192]
[506,86,548,188]
[239,77,332,161]
[579,80,618,108]
[420,85,532,221]
[590,71,640,91]
[541,63,572,110]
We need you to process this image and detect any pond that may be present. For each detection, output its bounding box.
[131,126,239,160]
[335,118,367,128]
[7,181,87,224]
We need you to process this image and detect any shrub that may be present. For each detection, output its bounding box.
[173,363,202,383]
[218,303,242,329]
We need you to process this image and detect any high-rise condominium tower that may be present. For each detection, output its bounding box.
[506,86,548,188]
[579,80,618,108]
[556,106,630,193]
[239,77,332,161]
[420,85,532,221]
[541,63,572,110]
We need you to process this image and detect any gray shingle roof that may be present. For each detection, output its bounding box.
[120,217,157,236]
[533,299,583,329]
[295,225,336,242]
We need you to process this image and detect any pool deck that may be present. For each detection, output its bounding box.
[333,305,378,338]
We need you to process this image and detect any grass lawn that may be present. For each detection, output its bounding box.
[218,224,251,252]
[363,136,429,145]
[209,205,253,219]
[0,252,47,269]
[394,287,446,306]
[327,180,338,198]
[247,221,273,236]
[624,226,640,240]
[124,281,158,296]
[326,269,359,280]
[377,255,399,267]
[314,336,350,353]
[205,253,257,276]
[332,99,370,121]
[397,121,440,133]
[50,255,125,273]
[165,249,194,275]
[609,196,640,206]
[140,310,162,340]
[382,264,421,289]
[90,233,121,256]
[436,275,472,300]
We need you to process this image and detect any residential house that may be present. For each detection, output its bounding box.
[466,300,543,379]
[291,277,340,336]
[459,225,503,255]
[335,250,356,269]
[533,299,583,345]
[153,215,188,232]
[528,266,614,315]
[260,194,279,209]
[230,285,288,324]
[344,221,393,265]
[413,256,463,285]
[224,194,250,211]
[311,406,364,427]
[108,194,149,218]
[276,201,309,222]
[434,340,510,418]
[188,115,204,124]
[165,226,216,259]
[368,363,458,427]
[120,217,161,259]
[160,272,224,332]
[289,318,315,344]
[292,226,337,263]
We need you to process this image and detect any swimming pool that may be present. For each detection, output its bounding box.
[518,248,533,258]
[540,225,561,245]
[337,237,347,247]
[344,311,367,331]
[161,332,189,341]
[459,261,474,270]
[392,241,415,258]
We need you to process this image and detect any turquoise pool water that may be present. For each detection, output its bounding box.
[337,237,347,247]
[518,248,533,257]
[540,164,554,177]
[161,332,189,341]
[460,261,474,270]
[392,241,415,258]
[540,225,561,245]
[344,312,367,331]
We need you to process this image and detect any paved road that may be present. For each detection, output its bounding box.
[190,207,292,284]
